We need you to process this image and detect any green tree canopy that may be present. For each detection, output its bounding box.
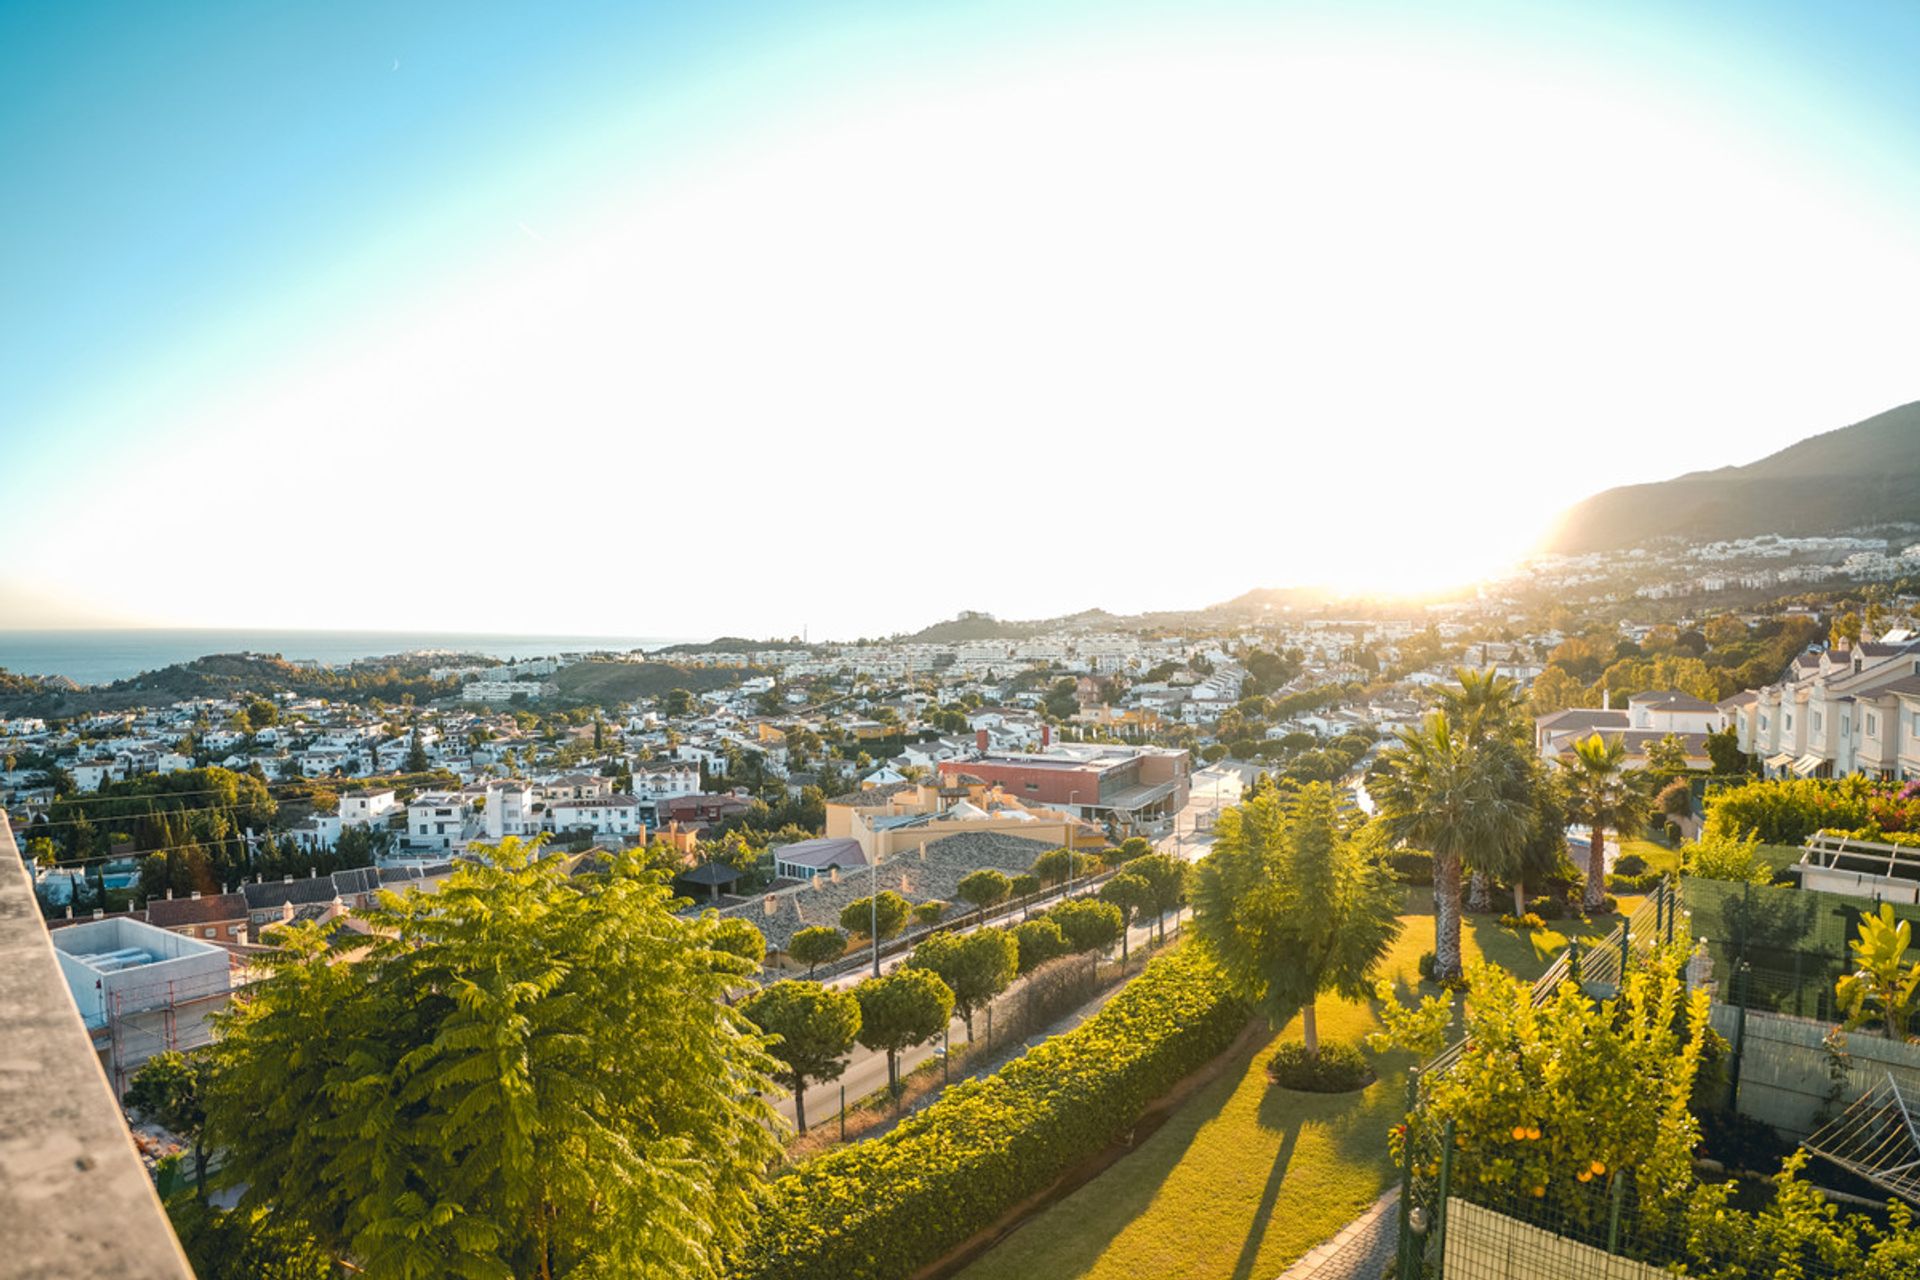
[788,926,847,978]
[1098,873,1153,964]
[1565,732,1652,911]
[907,928,1017,1040]
[126,1050,210,1192]
[203,836,780,1279]
[1192,783,1402,1055]
[1011,918,1070,974]
[854,968,955,1092]
[1048,898,1124,956]
[956,868,1013,922]
[840,890,910,943]
[1122,852,1189,942]
[741,979,862,1135]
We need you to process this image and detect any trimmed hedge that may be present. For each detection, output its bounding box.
[1266,1041,1374,1092]
[729,948,1248,1280]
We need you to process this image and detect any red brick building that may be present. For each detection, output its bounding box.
[937,745,1189,835]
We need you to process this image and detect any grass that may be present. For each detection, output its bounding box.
[957,899,1625,1280]
[1617,834,1803,879]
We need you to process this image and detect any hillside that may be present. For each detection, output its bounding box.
[0,653,470,718]
[1548,400,1920,552]
[547,660,747,707]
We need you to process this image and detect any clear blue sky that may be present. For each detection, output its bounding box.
[4,0,1919,636]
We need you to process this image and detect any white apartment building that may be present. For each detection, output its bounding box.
[482,781,539,840]
[548,796,642,841]
[1733,636,1920,780]
[338,789,399,827]
[632,760,700,804]
[407,791,471,852]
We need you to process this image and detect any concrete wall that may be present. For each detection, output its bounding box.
[1711,1004,1920,1135]
[1445,1199,1667,1280]
[0,811,194,1277]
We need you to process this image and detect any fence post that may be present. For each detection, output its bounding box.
[1728,962,1751,1113]
[1606,1170,1625,1255]
[1568,939,1582,986]
[1435,1117,1455,1278]
[1653,884,1664,944]
[839,1085,846,1142]
[1396,1069,1420,1280]
[1618,912,1631,979]
[1665,877,1677,946]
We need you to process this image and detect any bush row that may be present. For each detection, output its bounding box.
[728,948,1248,1280]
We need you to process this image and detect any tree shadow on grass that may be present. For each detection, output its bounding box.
[1228,1120,1300,1280]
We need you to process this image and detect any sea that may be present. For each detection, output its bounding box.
[0,629,695,687]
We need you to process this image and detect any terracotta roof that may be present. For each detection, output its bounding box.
[144,893,249,928]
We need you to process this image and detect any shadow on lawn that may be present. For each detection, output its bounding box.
[1228,1120,1300,1280]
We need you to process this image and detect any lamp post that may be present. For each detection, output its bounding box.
[870,847,882,978]
[1067,790,1079,897]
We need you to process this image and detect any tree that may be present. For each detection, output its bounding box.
[1564,732,1652,912]
[1011,918,1069,974]
[1831,610,1864,650]
[403,729,428,773]
[1048,898,1123,955]
[1526,665,1589,717]
[127,1050,211,1193]
[663,688,696,718]
[907,928,1017,1041]
[840,890,909,943]
[742,980,861,1135]
[1373,711,1530,983]
[25,835,57,867]
[788,926,847,979]
[203,837,779,1278]
[1646,732,1690,774]
[1030,846,1096,888]
[1009,872,1041,909]
[1192,784,1401,1055]
[911,900,946,926]
[956,868,1012,924]
[1099,873,1153,965]
[1124,852,1189,942]
[855,969,954,1092]
[1706,725,1749,776]
[710,915,767,976]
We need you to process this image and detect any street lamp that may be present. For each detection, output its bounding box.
[1067,790,1079,896]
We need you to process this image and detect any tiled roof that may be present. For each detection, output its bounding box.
[825,780,919,807]
[143,893,248,928]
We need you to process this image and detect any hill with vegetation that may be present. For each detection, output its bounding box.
[1548,400,1920,552]
[547,660,747,708]
[0,652,471,718]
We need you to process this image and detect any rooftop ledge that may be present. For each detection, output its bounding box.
[0,809,194,1278]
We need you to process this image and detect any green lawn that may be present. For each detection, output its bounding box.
[1617,835,1802,878]
[958,902,1628,1280]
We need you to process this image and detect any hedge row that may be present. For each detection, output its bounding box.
[728,947,1248,1280]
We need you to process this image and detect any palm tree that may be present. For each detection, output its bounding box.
[1373,711,1531,983]
[1439,668,1530,912]
[1564,733,1651,912]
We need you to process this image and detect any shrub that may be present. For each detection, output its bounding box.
[1497,912,1547,931]
[730,949,1248,1280]
[1526,894,1568,922]
[1613,852,1649,877]
[1702,776,1876,846]
[1608,872,1664,893]
[1417,950,1438,982]
[1683,830,1775,885]
[1386,849,1435,885]
[1656,778,1693,818]
[1266,1041,1374,1092]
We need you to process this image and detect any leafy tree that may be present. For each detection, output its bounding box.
[1123,852,1189,942]
[911,900,947,926]
[203,837,780,1278]
[1705,725,1749,776]
[788,926,847,978]
[1099,873,1153,965]
[403,729,428,773]
[25,835,57,867]
[1646,732,1690,774]
[908,928,1017,1041]
[165,1198,335,1280]
[711,915,767,974]
[1565,732,1652,912]
[1029,846,1097,888]
[127,1050,211,1192]
[854,969,955,1092]
[663,688,696,718]
[956,868,1012,923]
[1526,665,1589,717]
[840,890,909,943]
[1192,784,1401,1055]
[1011,918,1070,974]
[1048,898,1123,956]
[1008,872,1041,905]
[741,980,861,1135]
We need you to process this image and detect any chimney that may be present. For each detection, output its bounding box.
[284,874,294,884]
[1602,690,1611,711]
[1041,723,1052,748]
[92,908,103,920]
[976,728,989,755]
[166,888,174,900]
[191,890,202,900]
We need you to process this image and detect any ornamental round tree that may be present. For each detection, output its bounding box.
[203,836,782,1280]
[956,868,1012,923]
[1049,898,1123,956]
[742,979,862,1135]
[1192,783,1402,1056]
[908,928,1017,1042]
[1012,918,1070,975]
[788,925,847,978]
[1123,852,1189,942]
[855,968,955,1092]
[1098,873,1153,965]
[840,890,910,943]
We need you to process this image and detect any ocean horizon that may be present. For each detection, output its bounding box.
[0,628,699,686]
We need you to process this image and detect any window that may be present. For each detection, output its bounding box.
[1786,714,1794,731]
[204,928,215,937]
[1812,711,1823,733]
[1868,714,1879,737]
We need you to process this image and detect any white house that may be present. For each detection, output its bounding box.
[338,789,399,827]
[548,796,642,841]
[1733,636,1920,779]
[406,791,471,852]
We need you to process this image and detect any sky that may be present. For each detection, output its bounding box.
[4,0,1919,640]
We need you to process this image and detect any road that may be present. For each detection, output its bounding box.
[773,769,1245,1132]
[774,905,1176,1131]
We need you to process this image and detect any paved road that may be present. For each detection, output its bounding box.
[774,907,1174,1131]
